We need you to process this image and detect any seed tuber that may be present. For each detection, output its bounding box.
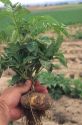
[21,91,52,125]
[21,92,52,110]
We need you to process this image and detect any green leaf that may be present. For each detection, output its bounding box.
[52,64,61,69]
[46,42,55,59]
[5,42,20,55]
[14,4,30,20]
[0,0,11,5]
[38,36,51,46]
[46,35,63,59]
[59,23,68,36]
[11,74,25,85]
[11,74,21,85]
[54,35,63,52]
[49,88,63,100]
[55,52,67,67]
[0,31,8,43]
[10,30,18,43]
[5,4,13,12]
[0,2,67,84]
[40,59,52,71]
[27,15,67,36]
[23,56,37,64]
[26,41,38,53]
[38,72,55,87]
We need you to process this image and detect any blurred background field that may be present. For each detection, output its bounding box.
[0,1,82,125]
[29,4,82,25]
[0,3,82,41]
[0,4,82,30]
[0,2,82,81]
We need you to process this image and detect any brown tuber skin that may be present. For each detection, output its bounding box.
[21,92,52,110]
[21,80,51,111]
[20,81,52,125]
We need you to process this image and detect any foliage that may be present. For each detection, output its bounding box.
[70,79,82,98]
[38,72,82,99]
[0,0,67,84]
[0,4,82,40]
[31,4,82,25]
[38,72,71,99]
[0,1,82,100]
[72,31,82,40]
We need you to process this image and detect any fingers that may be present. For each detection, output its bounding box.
[34,81,48,94]
[17,80,32,94]
[10,107,24,120]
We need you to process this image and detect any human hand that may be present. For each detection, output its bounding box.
[34,80,48,93]
[0,80,32,123]
[0,79,48,125]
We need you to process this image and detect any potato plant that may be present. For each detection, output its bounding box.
[0,0,67,125]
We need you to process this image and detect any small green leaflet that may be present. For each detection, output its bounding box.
[55,52,67,67]
[0,0,11,5]
[38,72,55,87]
[39,59,52,71]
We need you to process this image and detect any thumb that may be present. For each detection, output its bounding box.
[18,80,32,94]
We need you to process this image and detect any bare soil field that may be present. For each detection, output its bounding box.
[53,40,82,79]
[28,4,82,11]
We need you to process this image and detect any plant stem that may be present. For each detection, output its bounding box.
[12,10,21,42]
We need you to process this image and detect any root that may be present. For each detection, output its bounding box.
[21,92,52,125]
[25,109,44,125]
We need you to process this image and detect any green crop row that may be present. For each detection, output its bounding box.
[0,4,82,32]
[38,72,82,100]
[30,4,82,25]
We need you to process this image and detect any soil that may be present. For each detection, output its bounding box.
[13,96,82,125]
[28,4,82,12]
[53,40,82,79]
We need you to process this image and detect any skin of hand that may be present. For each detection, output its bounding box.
[0,80,48,125]
[0,80,32,125]
[34,80,48,93]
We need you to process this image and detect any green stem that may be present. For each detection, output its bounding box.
[12,10,21,42]
[15,69,28,80]
[34,67,43,81]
